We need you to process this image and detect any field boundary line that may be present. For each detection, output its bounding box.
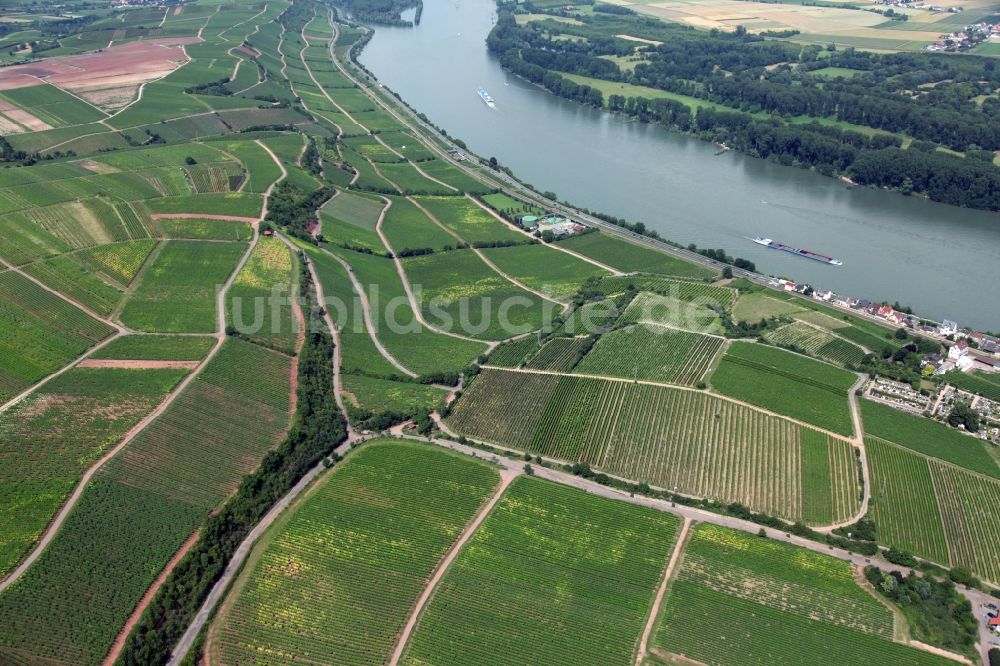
[315,242,419,377]
[635,516,690,666]
[374,196,496,345]
[388,466,521,666]
[407,196,566,307]
[103,529,201,665]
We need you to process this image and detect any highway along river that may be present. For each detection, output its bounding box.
[358,0,1000,329]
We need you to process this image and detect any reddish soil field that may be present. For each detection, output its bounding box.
[0,37,200,95]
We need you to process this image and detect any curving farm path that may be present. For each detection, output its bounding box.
[388,466,521,666]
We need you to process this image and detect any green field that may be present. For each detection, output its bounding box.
[618,290,726,335]
[0,271,115,401]
[765,321,866,367]
[653,523,954,666]
[525,336,591,371]
[210,441,499,666]
[226,237,297,353]
[402,477,680,666]
[402,249,549,341]
[449,368,859,523]
[0,366,187,577]
[89,334,215,361]
[575,324,724,385]
[411,195,525,245]
[861,400,1000,478]
[711,342,857,436]
[479,242,609,298]
[341,373,447,414]
[120,240,247,333]
[555,232,715,279]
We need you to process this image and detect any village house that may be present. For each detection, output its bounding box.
[948,339,969,360]
[938,319,958,336]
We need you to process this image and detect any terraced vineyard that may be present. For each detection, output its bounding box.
[765,321,866,367]
[89,334,215,361]
[209,441,499,666]
[654,524,954,666]
[711,342,856,436]
[573,324,724,385]
[449,368,859,523]
[401,477,679,666]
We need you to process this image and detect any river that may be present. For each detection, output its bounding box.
[358,0,1000,330]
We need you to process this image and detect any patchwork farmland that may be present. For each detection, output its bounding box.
[0,0,995,664]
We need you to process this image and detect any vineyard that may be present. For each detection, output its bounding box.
[0,271,115,401]
[597,275,736,310]
[944,370,1000,402]
[573,324,724,385]
[654,524,954,666]
[711,342,856,436]
[103,339,292,509]
[0,366,187,577]
[0,338,296,664]
[617,291,725,335]
[929,461,1000,584]
[75,239,157,286]
[525,336,590,372]
[401,477,680,666]
[448,368,860,523]
[401,249,547,341]
[765,321,866,367]
[487,335,540,367]
[381,195,456,253]
[558,291,634,336]
[226,238,297,353]
[341,374,447,414]
[120,240,248,333]
[23,254,122,315]
[865,436,950,564]
[555,231,715,279]
[411,195,524,245]
[90,334,215,361]
[210,441,499,666]
[861,400,999,478]
[479,243,609,298]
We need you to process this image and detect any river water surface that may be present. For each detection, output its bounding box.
[358,0,1000,329]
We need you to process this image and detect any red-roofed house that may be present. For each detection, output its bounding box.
[948,339,969,360]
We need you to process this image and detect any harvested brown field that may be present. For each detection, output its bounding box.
[0,38,199,109]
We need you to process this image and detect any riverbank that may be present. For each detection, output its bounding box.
[357,0,1000,329]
